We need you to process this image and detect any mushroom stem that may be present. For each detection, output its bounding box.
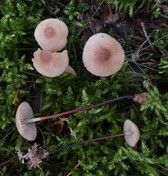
[49,133,125,155]
[65,65,76,76]
[27,95,134,123]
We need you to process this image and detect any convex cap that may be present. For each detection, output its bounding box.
[124,119,140,147]
[16,102,37,141]
[32,49,69,77]
[34,18,68,52]
[82,33,125,77]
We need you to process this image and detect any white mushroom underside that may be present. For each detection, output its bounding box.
[82,33,125,77]
[16,102,37,141]
[124,119,140,147]
[32,49,69,77]
[34,18,68,52]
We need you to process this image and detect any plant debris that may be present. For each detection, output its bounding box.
[133,92,151,104]
[17,143,49,169]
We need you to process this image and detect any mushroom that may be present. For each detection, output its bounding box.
[49,119,140,155]
[15,94,146,141]
[82,33,125,76]
[124,119,140,147]
[16,102,37,141]
[34,18,68,52]
[32,49,69,77]
[17,119,140,168]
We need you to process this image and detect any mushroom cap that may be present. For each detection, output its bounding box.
[16,102,37,141]
[34,18,68,52]
[124,119,140,147]
[32,49,69,77]
[82,33,125,77]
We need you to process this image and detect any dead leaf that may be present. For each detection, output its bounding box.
[48,117,69,136]
[101,13,120,25]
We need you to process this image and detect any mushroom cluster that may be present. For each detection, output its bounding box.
[15,17,144,168]
[32,18,76,77]
[33,19,125,77]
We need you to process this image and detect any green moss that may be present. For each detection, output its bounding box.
[0,0,168,175]
[105,0,162,17]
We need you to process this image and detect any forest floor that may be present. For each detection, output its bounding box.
[0,0,168,175]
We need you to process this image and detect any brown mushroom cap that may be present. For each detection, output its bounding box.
[124,119,140,147]
[32,49,69,77]
[34,18,68,52]
[82,33,125,77]
[16,102,37,141]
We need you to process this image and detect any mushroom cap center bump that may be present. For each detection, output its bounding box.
[97,48,110,61]
[40,50,52,64]
[32,49,69,77]
[82,33,125,77]
[44,27,56,38]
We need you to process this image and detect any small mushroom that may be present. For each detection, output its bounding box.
[17,119,140,169]
[82,33,125,76]
[34,18,68,52]
[16,102,37,141]
[124,119,140,147]
[48,119,140,155]
[32,49,69,77]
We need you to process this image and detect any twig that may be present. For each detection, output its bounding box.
[37,126,46,148]
[141,22,155,52]
[0,156,17,167]
[159,14,168,19]
[131,39,148,61]
[66,120,77,139]
[66,163,80,176]
[107,3,113,15]
[137,40,148,54]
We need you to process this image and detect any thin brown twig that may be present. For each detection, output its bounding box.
[131,39,148,61]
[141,22,156,52]
[0,156,17,167]
[137,39,148,54]
[107,3,113,15]
[66,163,80,176]
[159,14,168,19]
[37,126,46,148]
[66,120,77,139]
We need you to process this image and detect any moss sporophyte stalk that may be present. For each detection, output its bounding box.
[15,93,149,141]
[17,119,140,169]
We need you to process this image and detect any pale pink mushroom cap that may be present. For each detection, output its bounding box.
[124,119,140,147]
[82,33,125,77]
[34,18,68,52]
[16,102,37,141]
[32,49,69,77]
